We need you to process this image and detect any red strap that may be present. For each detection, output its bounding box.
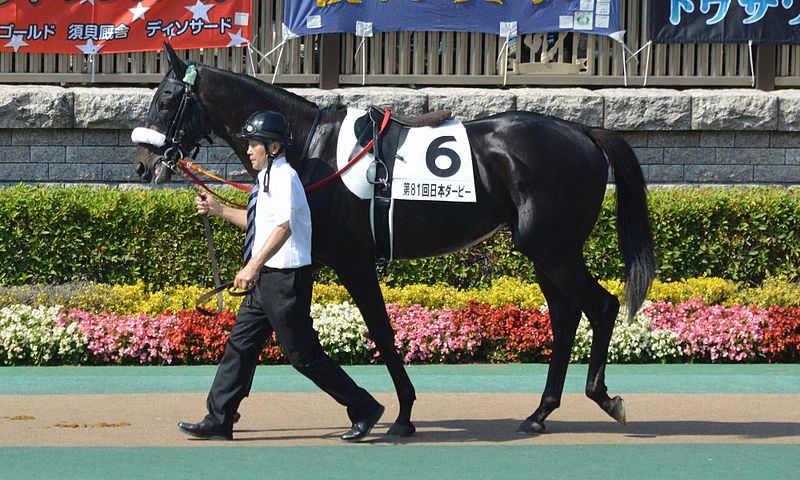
[179,107,392,200]
[181,160,251,192]
[304,108,392,193]
[177,162,246,209]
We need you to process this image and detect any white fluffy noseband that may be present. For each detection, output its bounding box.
[131,127,166,148]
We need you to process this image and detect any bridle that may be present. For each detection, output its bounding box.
[135,65,251,203]
[132,64,214,182]
[158,67,213,175]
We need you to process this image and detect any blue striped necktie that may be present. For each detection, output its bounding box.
[242,182,258,264]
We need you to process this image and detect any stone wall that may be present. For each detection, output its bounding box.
[1,85,799,185]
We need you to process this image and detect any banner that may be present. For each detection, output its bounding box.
[0,0,252,54]
[650,0,800,44]
[284,0,622,38]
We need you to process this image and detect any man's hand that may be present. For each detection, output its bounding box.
[233,263,259,291]
[196,193,222,217]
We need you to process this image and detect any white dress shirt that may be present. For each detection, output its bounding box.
[252,156,312,269]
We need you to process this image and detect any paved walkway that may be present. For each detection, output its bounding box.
[1,365,799,479]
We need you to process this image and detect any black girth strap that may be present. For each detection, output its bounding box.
[367,107,397,265]
[354,106,406,266]
[372,125,392,265]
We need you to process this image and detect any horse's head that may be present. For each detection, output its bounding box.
[132,43,212,184]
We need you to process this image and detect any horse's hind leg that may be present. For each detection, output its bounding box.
[547,255,624,425]
[519,247,623,432]
[517,271,581,435]
[333,261,417,437]
[582,276,626,425]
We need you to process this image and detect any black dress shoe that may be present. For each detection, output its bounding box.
[177,419,233,440]
[340,404,385,442]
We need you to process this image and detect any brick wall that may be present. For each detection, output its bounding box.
[0,128,248,184]
[624,131,800,183]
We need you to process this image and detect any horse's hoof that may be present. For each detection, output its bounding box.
[604,396,626,425]
[387,422,416,437]
[516,419,545,435]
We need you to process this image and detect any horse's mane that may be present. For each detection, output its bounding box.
[198,64,318,114]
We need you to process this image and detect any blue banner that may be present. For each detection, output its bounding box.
[284,0,622,37]
[650,0,800,44]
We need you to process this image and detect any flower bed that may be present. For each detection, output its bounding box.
[1,296,798,366]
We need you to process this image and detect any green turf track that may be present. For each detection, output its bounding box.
[3,365,799,479]
[1,445,798,480]
[1,364,799,395]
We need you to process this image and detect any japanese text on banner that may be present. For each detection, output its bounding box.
[0,0,252,54]
[284,0,621,37]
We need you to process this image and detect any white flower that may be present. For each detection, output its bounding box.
[310,302,371,362]
[569,303,681,364]
[0,305,87,365]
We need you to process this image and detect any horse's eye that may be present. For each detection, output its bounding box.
[157,93,174,119]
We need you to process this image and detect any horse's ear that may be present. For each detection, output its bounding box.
[163,42,187,80]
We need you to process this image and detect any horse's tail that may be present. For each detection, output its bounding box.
[587,128,656,319]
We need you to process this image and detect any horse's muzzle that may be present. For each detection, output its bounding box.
[135,153,174,184]
[135,160,151,182]
[152,158,174,184]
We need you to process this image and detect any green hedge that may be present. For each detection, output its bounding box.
[2,185,800,287]
[0,185,245,288]
[644,188,800,283]
[368,187,800,286]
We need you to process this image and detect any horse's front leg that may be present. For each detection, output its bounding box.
[334,261,417,437]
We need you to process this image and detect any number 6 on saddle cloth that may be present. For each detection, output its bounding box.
[348,106,471,265]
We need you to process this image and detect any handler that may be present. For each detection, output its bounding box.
[178,110,384,442]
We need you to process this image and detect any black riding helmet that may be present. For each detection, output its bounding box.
[238,111,293,146]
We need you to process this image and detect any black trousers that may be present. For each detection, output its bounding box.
[205,265,379,428]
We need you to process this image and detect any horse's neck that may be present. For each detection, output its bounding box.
[298,106,348,174]
[199,67,321,174]
[284,104,325,172]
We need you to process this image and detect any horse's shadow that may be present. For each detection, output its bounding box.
[544,419,800,440]
[230,419,800,444]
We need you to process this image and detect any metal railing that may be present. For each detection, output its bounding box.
[0,0,789,89]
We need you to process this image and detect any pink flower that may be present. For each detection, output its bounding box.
[59,309,181,365]
[371,304,484,364]
[643,297,767,363]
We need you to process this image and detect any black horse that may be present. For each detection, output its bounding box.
[133,44,655,437]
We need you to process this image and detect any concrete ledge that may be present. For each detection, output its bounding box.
[0,85,796,132]
[687,89,778,131]
[0,85,73,129]
[333,87,426,116]
[600,88,691,131]
[774,90,800,132]
[421,87,516,121]
[510,88,603,127]
[286,88,340,109]
[73,87,153,129]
